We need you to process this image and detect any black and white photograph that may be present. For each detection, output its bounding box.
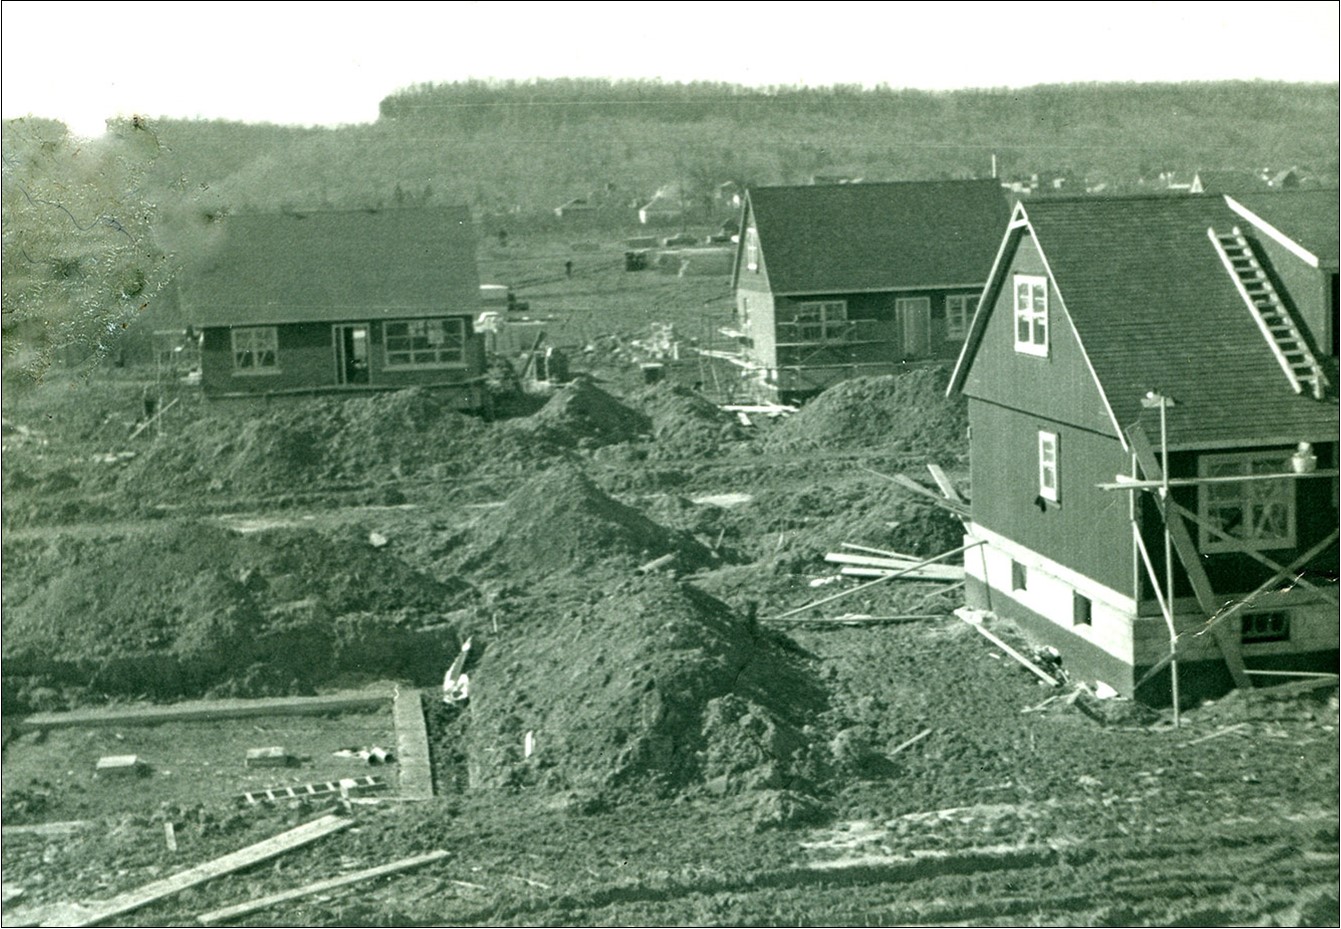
[2,2,1338,924]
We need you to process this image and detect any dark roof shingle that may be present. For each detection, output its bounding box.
[1022,196,1337,446]
[748,180,1010,294]
[183,206,480,326]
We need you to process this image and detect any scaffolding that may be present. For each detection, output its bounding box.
[1099,405,1339,723]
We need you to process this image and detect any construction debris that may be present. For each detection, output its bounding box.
[332,746,394,764]
[94,755,146,778]
[195,849,449,925]
[244,746,293,768]
[956,608,1061,688]
[4,814,351,928]
[889,728,934,757]
[238,775,387,806]
[442,637,473,705]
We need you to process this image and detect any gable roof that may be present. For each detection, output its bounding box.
[183,206,481,327]
[951,196,1337,449]
[742,179,1011,294]
[1191,170,1267,194]
[1227,191,1339,270]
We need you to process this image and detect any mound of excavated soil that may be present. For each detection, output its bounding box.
[2,520,471,703]
[524,378,651,448]
[763,367,967,462]
[116,389,558,501]
[628,384,744,458]
[463,574,830,794]
[460,465,714,578]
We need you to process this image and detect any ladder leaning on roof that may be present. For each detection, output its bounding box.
[1208,226,1329,400]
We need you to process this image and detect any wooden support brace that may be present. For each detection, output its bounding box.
[1127,425,1252,689]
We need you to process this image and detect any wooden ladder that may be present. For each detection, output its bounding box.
[1209,226,1328,399]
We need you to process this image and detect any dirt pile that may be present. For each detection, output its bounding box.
[462,574,830,795]
[628,384,743,458]
[2,520,471,704]
[524,378,651,448]
[115,389,557,501]
[460,465,714,579]
[763,366,968,463]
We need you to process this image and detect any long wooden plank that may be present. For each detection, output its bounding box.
[392,688,434,801]
[1126,426,1251,689]
[958,610,1060,687]
[839,566,967,581]
[19,691,390,732]
[926,463,965,503]
[840,542,921,561]
[39,815,352,928]
[825,552,964,578]
[196,849,448,925]
[768,542,984,620]
[858,466,972,517]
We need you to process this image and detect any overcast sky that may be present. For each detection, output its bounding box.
[3,1,1338,138]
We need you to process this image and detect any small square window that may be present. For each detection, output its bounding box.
[1011,560,1029,592]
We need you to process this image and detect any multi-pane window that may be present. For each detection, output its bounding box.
[231,327,278,373]
[384,318,466,368]
[790,301,848,343]
[1038,431,1059,502]
[1198,452,1296,552]
[1014,274,1048,356]
[745,228,760,272]
[1241,611,1290,644]
[945,294,978,341]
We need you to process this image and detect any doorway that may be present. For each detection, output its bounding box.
[334,324,370,385]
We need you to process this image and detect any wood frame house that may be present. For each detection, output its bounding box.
[948,194,1339,704]
[183,206,486,408]
[730,180,1010,403]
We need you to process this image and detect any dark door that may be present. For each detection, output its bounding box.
[334,324,370,385]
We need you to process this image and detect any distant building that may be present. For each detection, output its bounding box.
[1269,167,1302,190]
[638,194,685,226]
[183,206,486,408]
[1189,170,1268,195]
[949,194,1338,704]
[554,198,597,219]
[731,179,1011,403]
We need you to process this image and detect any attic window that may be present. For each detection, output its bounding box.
[945,294,978,341]
[231,326,279,374]
[1013,275,1048,356]
[745,228,760,272]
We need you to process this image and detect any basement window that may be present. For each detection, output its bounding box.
[1013,274,1048,356]
[1198,451,1296,553]
[1073,592,1092,626]
[945,294,978,341]
[384,318,466,368]
[1011,560,1029,592]
[1241,611,1290,644]
[231,326,279,374]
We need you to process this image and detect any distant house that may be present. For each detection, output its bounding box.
[731,179,1011,403]
[1269,167,1302,189]
[715,181,743,209]
[183,206,486,408]
[638,194,685,226]
[948,194,1338,704]
[1189,170,1268,195]
[554,198,596,219]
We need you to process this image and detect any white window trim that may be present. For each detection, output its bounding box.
[230,326,280,375]
[1013,274,1049,357]
[1197,451,1297,553]
[945,293,977,341]
[1038,430,1059,502]
[383,317,468,370]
